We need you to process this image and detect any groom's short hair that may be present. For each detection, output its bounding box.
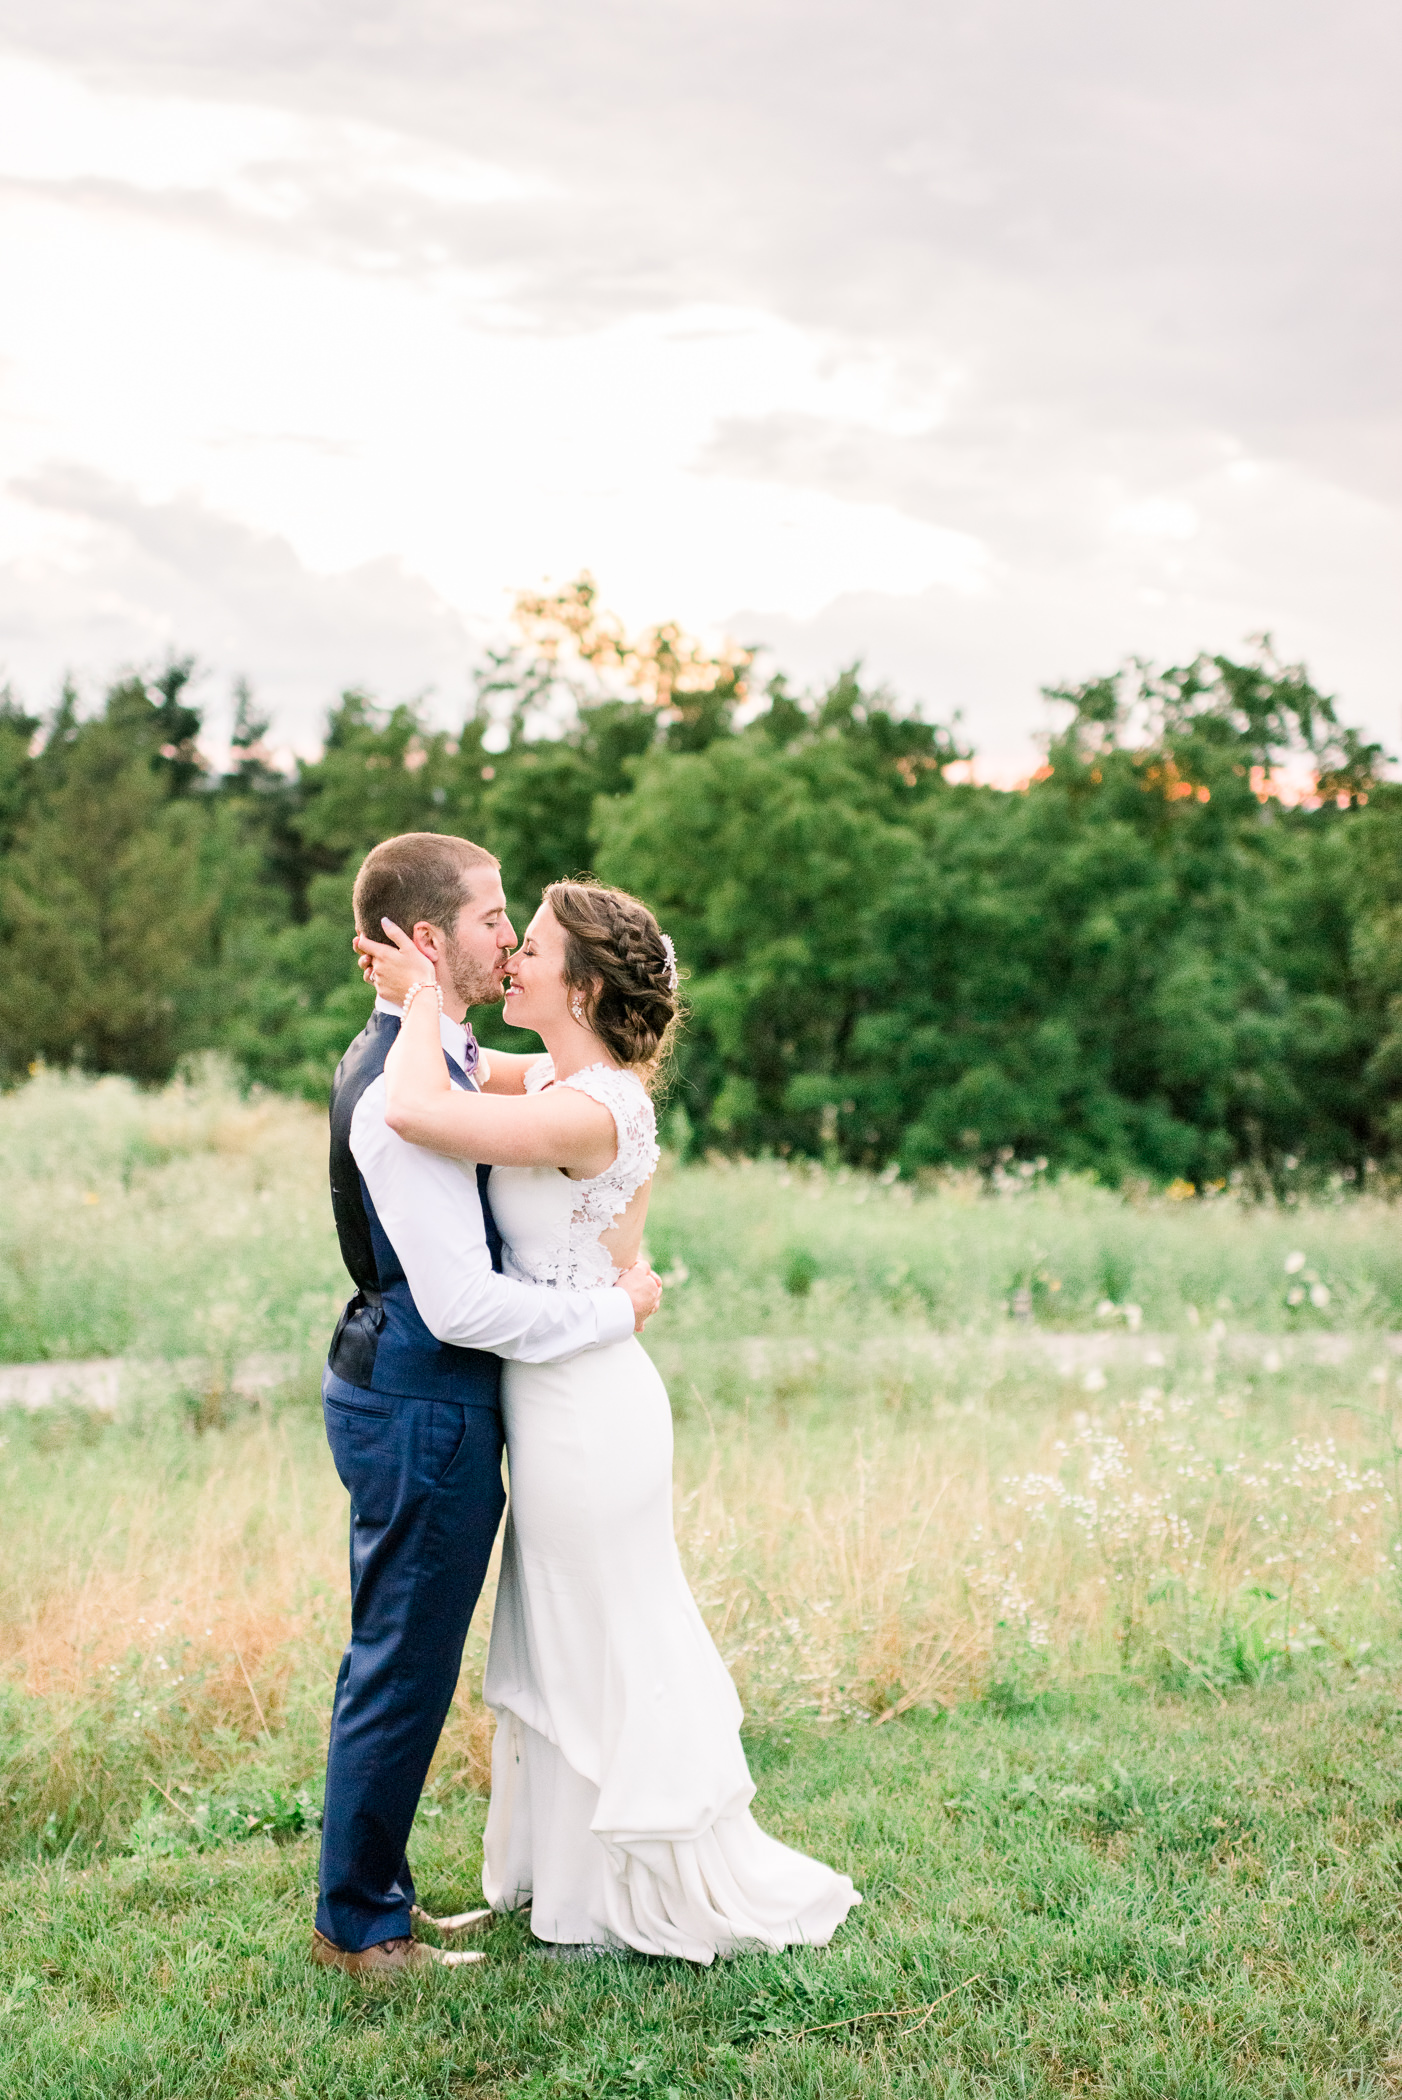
[353,832,499,942]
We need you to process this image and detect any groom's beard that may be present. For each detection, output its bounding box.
[443,934,507,1012]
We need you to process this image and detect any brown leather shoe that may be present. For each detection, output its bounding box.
[311,1929,485,1975]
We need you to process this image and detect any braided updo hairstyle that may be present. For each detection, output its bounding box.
[544,878,681,1084]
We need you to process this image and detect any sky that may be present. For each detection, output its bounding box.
[0,0,1396,770]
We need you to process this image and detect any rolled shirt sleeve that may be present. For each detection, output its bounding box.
[350,1077,633,1363]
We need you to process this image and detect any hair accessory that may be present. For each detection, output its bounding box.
[401,979,443,1021]
[659,933,679,993]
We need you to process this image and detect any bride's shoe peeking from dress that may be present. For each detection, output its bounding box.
[357,881,861,1963]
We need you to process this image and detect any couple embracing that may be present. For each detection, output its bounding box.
[310,830,860,1973]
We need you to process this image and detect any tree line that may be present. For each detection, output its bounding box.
[2,578,1399,1189]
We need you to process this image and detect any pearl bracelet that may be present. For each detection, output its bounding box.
[401,979,443,1020]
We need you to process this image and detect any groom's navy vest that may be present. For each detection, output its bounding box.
[326,1009,503,1412]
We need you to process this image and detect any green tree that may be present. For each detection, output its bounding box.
[599,646,1394,1183]
[7,600,1396,1190]
[1342,785,1402,1154]
[0,686,41,858]
[595,667,963,1151]
[0,668,221,1083]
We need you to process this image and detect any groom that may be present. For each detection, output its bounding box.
[312,830,661,1975]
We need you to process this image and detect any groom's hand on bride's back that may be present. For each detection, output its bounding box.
[618,1260,663,1333]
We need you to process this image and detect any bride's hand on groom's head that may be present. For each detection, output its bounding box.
[352,918,435,1003]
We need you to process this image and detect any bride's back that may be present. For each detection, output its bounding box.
[595,1171,652,1275]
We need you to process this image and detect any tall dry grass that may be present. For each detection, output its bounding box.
[0,1406,346,1847]
[675,1328,1400,1724]
[4,1320,1398,1857]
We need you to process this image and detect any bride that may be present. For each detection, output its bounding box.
[360,877,860,1963]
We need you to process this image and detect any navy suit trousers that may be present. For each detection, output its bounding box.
[316,1366,506,1951]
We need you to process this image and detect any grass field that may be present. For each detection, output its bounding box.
[3,1069,1402,2095]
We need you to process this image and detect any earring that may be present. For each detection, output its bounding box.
[570,994,586,1024]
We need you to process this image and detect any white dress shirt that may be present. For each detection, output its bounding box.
[349,996,633,1363]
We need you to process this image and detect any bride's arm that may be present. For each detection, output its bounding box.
[388,1019,611,1169]
[369,923,616,1173]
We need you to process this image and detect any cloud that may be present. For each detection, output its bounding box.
[0,2,1396,762]
[2,6,1395,428]
[0,467,476,747]
[726,450,1402,767]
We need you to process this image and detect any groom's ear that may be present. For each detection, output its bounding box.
[409,919,446,962]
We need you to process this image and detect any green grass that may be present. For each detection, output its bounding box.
[7,1065,1402,1370]
[4,1069,1402,2094]
[8,1690,1402,2096]
[0,1067,345,1368]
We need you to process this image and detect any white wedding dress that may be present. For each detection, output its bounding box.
[480,1057,860,1961]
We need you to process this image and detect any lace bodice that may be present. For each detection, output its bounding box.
[488,1058,660,1290]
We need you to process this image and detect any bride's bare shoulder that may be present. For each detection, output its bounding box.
[477,1048,549,1095]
